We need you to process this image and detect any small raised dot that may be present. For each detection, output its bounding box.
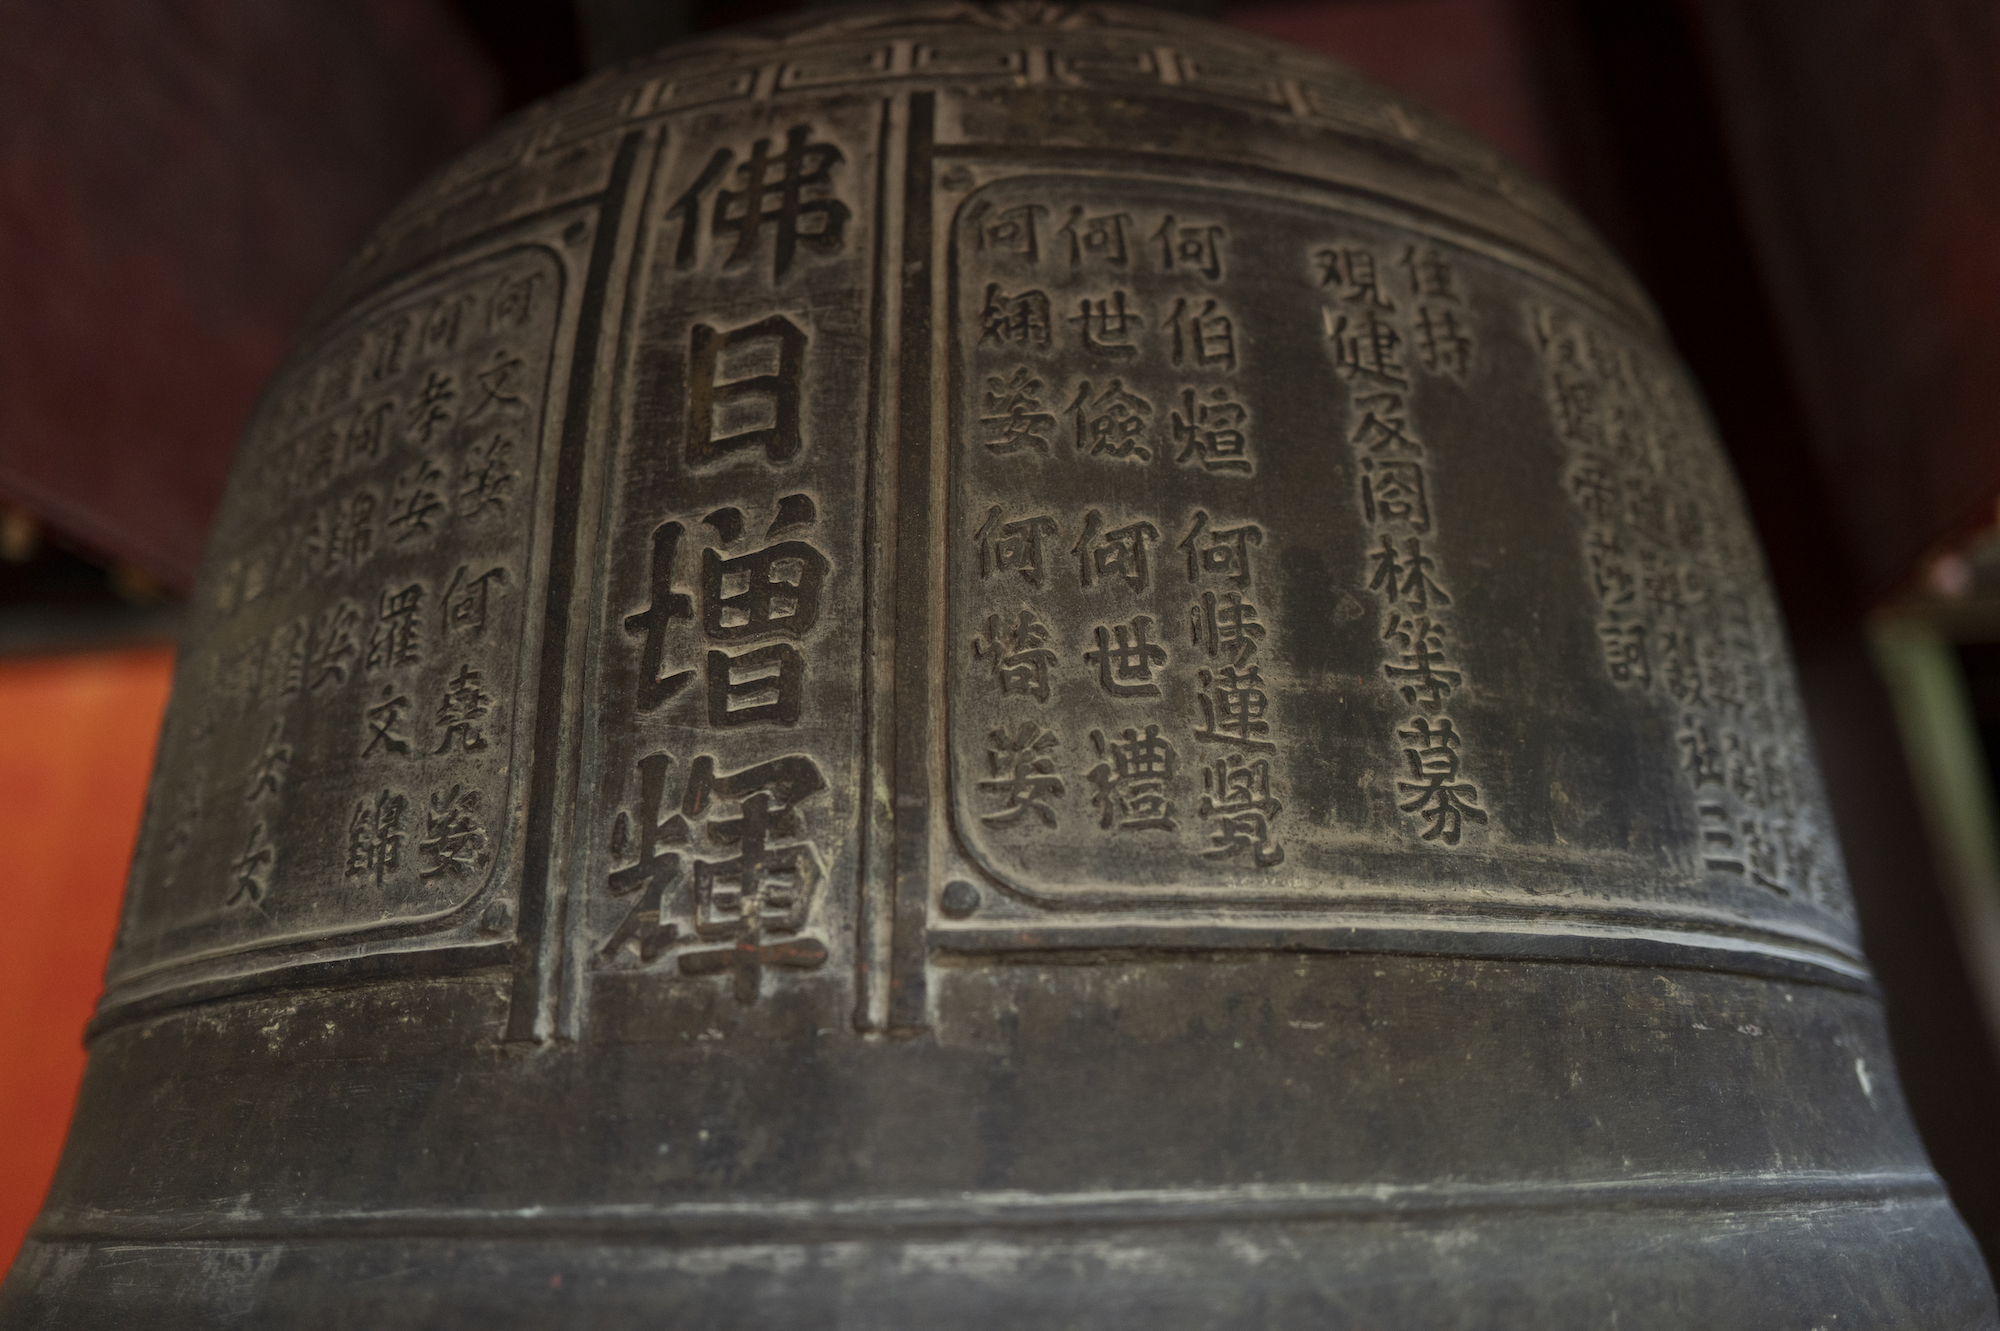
[940,880,981,919]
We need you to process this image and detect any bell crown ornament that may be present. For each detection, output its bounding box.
[6,5,1995,1326]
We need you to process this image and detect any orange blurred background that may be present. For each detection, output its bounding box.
[0,647,174,1266]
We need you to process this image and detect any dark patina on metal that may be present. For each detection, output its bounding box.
[6,5,1996,1326]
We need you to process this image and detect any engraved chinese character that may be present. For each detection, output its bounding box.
[1073,510,1158,593]
[434,664,493,753]
[675,753,831,1001]
[363,685,413,758]
[471,350,529,418]
[1396,716,1487,845]
[490,271,542,329]
[1179,511,1262,588]
[1600,619,1650,686]
[980,367,1057,456]
[670,124,849,280]
[1057,207,1132,268]
[1068,379,1153,460]
[970,200,1047,259]
[1368,536,1451,611]
[1698,800,1744,874]
[979,285,1053,348]
[974,505,1059,588]
[1326,308,1406,385]
[366,584,424,673]
[1383,613,1460,708]
[687,315,807,467]
[1398,245,1459,301]
[1199,755,1284,861]
[244,721,292,804]
[1155,215,1224,278]
[418,784,488,879]
[1170,387,1251,474]
[227,822,274,908]
[1071,291,1143,358]
[1086,724,1178,832]
[457,433,517,518]
[406,371,457,444]
[275,620,307,698]
[1086,615,1168,698]
[330,491,378,572]
[973,609,1059,702]
[444,564,509,638]
[1317,246,1397,309]
[1194,663,1274,751]
[420,294,474,354]
[1412,305,1474,378]
[1167,297,1236,370]
[1586,528,1636,610]
[389,457,448,543]
[304,600,362,691]
[345,401,394,468]
[346,790,407,887]
[978,723,1066,827]
[1191,590,1266,665]
[1349,390,1420,454]
[1361,458,1430,532]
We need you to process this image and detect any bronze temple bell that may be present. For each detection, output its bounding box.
[6,5,1996,1326]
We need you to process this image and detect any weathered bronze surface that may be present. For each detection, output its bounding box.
[6,5,1996,1326]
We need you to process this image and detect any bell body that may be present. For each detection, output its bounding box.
[6,5,1995,1326]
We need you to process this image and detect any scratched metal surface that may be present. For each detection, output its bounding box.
[5,5,1994,1327]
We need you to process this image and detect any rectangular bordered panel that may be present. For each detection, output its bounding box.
[935,162,1860,969]
[109,241,571,990]
[578,102,884,1017]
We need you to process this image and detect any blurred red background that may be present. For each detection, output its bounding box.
[0,647,172,1262]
